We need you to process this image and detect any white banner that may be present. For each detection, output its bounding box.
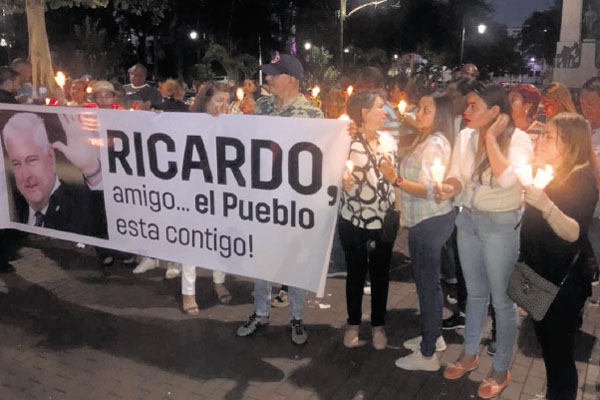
[0,104,350,294]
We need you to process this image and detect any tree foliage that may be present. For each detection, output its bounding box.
[519,0,561,64]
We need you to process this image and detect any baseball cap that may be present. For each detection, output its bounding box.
[260,54,303,81]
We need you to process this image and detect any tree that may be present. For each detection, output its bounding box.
[0,0,168,94]
[519,0,561,65]
[195,42,257,83]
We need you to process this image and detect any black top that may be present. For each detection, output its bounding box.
[521,165,598,296]
[0,89,18,104]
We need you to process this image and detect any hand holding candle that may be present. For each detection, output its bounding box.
[430,157,446,186]
[342,160,355,191]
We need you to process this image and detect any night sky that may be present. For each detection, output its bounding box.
[489,0,553,27]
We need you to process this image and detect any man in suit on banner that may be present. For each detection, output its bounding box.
[2,112,107,238]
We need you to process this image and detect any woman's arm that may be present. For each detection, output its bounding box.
[524,186,580,242]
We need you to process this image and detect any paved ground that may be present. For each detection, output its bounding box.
[0,232,599,400]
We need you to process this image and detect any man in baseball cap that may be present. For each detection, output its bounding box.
[237,53,323,345]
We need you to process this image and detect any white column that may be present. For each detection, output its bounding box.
[560,0,583,42]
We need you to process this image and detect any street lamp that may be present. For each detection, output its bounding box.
[304,42,312,50]
[189,30,198,40]
[460,23,487,65]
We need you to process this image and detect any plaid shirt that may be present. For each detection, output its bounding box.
[398,133,453,227]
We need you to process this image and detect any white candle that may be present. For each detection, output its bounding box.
[533,164,554,189]
[235,88,244,102]
[398,100,407,114]
[378,131,396,156]
[514,156,533,187]
[430,157,446,186]
[344,160,354,180]
[54,71,66,89]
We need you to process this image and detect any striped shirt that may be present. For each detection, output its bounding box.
[398,133,453,227]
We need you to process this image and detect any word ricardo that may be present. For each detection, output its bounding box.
[112,185,315,229]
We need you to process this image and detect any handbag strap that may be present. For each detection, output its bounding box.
[559,250,581,287]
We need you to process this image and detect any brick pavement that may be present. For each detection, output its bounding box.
[0,233,599,400]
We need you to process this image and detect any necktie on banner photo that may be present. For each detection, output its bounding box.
[34,211,45,227]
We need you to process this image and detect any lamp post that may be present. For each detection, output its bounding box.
[460,23,486,65]
[339,0,390,71]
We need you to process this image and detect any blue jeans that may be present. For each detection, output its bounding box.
[253,279,306,320]
[408,210,455,356]
[456,209,520,371]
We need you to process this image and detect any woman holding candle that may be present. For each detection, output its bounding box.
[520,113,598,400]
[435,81,533,398]
[339,90,397,350]
[379,91,456,371]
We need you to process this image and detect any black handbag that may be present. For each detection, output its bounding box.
[506,251,580,321]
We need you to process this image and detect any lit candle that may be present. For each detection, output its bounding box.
[45,97,50,105]
[311,85,321,98]
[54,71,66,89]
[533,164,554,189]
[398,100,407,114]
[514,156,533,187]
[430,157,446,186]
[344,160,354,180]
[347,85,354,96]
[86,86,93,94]
[235,87,244,102]
[378,131,396,156]
[338,114,350,121]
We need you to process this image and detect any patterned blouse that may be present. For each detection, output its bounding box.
[340,134,397,230]
[398,132,453,228]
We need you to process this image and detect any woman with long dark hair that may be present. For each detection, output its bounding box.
[379,91,455,371]
[521,113,598,400]
[436,82,533,398]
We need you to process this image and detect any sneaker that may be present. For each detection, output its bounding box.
[442,312,465,330]
[133,257,158,274]
[395,350,441,371]
[237,313,269,337]
[487,341,496,356]
[271,290,289,307]
[291,319,308,345]
[403,335,447,352]
[165,262,181,279]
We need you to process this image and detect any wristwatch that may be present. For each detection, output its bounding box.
[392,176,404,188]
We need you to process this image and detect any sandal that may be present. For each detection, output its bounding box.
[214,284,232,304]
[182,305,199,316]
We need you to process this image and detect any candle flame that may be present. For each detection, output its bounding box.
[86,86,93,94]
[347,85,354,96]
[545,164,553,174]
[54,71,66,89]
[236,87,244,102]
[398,100,407,114]
[338,113,350,121]
[378,131,396,154]
[311,85,320,98]
[45,98,50,105]
[433,157,441,166]
[346,160,354,173]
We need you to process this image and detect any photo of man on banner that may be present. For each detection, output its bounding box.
[0,110,108,239]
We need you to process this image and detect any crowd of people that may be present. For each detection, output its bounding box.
[0,54,599,400]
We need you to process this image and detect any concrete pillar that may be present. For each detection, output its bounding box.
[560,0,583,42]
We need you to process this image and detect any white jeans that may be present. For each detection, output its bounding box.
[181,264,226,295]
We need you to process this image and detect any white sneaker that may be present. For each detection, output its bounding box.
[395,350,441,371]
[403,335,447,352]
[133,257,158,274]
[165,262,181,279]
